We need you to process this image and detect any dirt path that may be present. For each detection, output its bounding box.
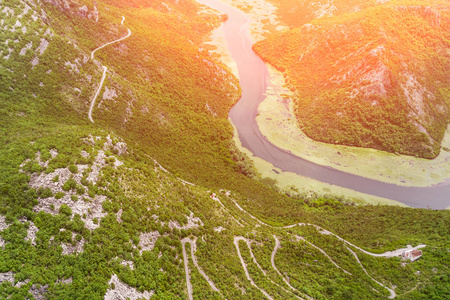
[227,195,426,260]
[346,246,396,299]
[210,194,245,227]
[181,238,221,299]
[271,236,311,300]
[181,238,194,300]
[88,66,107,123]
[285,223,426,259]
[145,154,196,186]
[234,237,274,300]
[294,235,351,274]
[90,16,131,60]
[88,16,132,123]
[235,236,305,299]
[240,237,267,276]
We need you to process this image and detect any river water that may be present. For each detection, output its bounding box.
[196,0,450,209]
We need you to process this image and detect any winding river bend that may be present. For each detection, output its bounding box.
[197,0,450,209]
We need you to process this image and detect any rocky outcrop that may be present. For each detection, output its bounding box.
[42,0,70,11]
[104,274,154,300]
[42,0,99,22]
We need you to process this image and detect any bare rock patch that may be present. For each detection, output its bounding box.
[104,274,153,300]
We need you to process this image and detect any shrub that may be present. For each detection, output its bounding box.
[76,185,85,195]
[81,177,89,186]
[31,164,41,173]
[55,192,65,199]
[88,188,96,198]
[68,164,78,174]
[40,187,53,198]
[59,204,72,216]
[62,177,77,191]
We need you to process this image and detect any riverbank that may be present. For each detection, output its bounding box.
[231,123,405,206]
[215,0,288,43]
[198,3,240,79]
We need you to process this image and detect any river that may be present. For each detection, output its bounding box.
[196,0,450,209]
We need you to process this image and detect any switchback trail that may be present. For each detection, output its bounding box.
[177,190,414,298]
[181,238,194,300]
[347,246,396,299]
[89,16,131,123]
[181,237,221,298]
[234,237,274,300]
[218,193,427,261]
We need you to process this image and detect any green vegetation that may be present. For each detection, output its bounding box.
[0,0,448,299]
[254,0,450,158]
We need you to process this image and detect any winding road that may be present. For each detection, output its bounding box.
[230,191,428,259]
[176,190,421,298]
[181,238,194,300]
[346,246,396,299]
[270,236,310,299]
[234,237,275,300]
[181,237,221,300]
[225,191,423,298]
[196,0,450,209]
[89,16,131,123]
[290,235,351,275]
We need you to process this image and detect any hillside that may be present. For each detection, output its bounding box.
[253,0,450,158]
[0,0,449,299]
[266,0,386,28]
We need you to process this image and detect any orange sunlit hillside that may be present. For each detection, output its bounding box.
[254,1,450,158]
[1,0,450,299]
[266,0,389,27]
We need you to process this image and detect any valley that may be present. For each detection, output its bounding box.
[0,0,448,299]
[197,0,450,208]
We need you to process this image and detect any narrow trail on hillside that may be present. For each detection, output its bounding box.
[145,154,196,186]
[89,16,132,123]
[233,237,274,300]
[284,223,427,259]
[181,237,221,297]
[181,238,194,300]
[210,194,245,227]
[293,235,351,275]
[226,194,426,260]
[346,246,396,299]
[271,235,318,300]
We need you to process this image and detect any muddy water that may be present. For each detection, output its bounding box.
[196,0,450,209]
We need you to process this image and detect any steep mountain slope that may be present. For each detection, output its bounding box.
[254,1,450,158]
[0,0,449,299]
[267,0,385,27]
